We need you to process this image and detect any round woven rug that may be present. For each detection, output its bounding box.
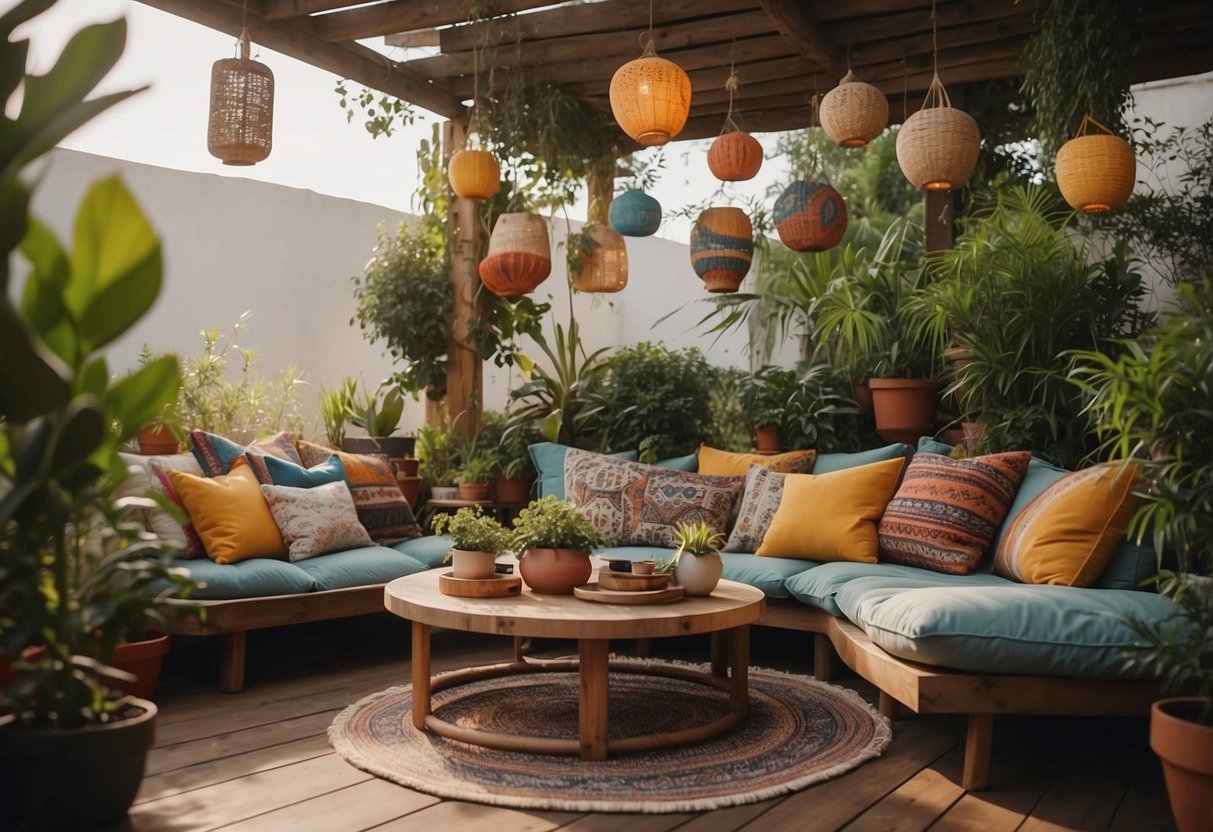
[328,662,891,813]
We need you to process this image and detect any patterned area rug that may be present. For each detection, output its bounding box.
[328,662,892,813]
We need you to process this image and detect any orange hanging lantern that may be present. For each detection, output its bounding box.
[690,207,753,293]
[208,32,274,166]
[708,132,763,181]
[610,41,691,147]
[819,70,888,148]
[478,213,550,298]
[1056,115,1136,212]
[574,224,628,294]
[448,148,500,199]
[896,73,980,191]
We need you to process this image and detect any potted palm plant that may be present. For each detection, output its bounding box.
[432,507,513,579]
[738,366,798,453]
[0,9,195,824]
[659,520,727,596]
[511,496,603,594]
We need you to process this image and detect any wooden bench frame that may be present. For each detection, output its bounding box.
[161,589,1160,790]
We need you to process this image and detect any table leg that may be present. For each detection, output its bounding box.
[578,638,609,760]
[710,629,731,679]
[731,625,750,716]
[411,622,432,730]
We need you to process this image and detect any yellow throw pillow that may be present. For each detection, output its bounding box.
[168,464,288,564]
[698,444,816,477]
[756,457,905,562]
[993,463,1141,586]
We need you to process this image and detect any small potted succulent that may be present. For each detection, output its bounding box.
[510,496,603,594]
[661,520,727,596]
[432,507,513,579]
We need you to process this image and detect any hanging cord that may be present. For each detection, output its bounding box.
[924,0,950,109]
[637,0,656,54]
[1075,112,1116,137]
[808,73,827,182]
[720,70,741,135]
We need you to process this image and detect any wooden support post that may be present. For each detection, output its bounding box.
[218,631,246,693]
[879,690,902,720]
[579,638,610,760]
[813,631,841,681]
[962,712,994,791]
[924,189,956,252]
[411,622,432,730]
[586,161,614,225]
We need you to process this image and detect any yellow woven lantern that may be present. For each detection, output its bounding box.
[574,224,628,294]
[819,70,888,148]
[208,33,274,166]
[896,74,980,191]
[1056,115,1136,212]
[448,148,500,199]
[609,42,691,147]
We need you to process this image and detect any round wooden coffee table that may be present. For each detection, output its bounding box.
[384,569,765,760]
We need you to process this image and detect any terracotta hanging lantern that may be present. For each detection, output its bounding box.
[1056,115,1136,212]
[774,180,848,252]
[819,70,888,148]
[208,33,274,166]
[708,131,763,181]
[690,207,753,293]
[478,212,550,298]
[609,190,662,237]
[609,42,692,146]
[574,224,628,294]
[448,148,500,200]
[896,74,980,191]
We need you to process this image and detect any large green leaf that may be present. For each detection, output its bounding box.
[0,89,140,185]
[19,218,75,363]
[0,37,29,119]
[69,177,162,351]
[49,396,105,475]
[0,300,70,422]
[0,0,58,38]
[16,19,125,133]
[105,356,180,437]
[0,179,30,289]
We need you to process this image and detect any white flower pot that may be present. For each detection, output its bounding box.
[674,550,723,596]
[450,549,497,580]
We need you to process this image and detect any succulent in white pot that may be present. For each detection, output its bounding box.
[662,520,727,596]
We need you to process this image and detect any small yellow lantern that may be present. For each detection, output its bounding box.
[1055,115,1135,213]
[609,43,692,147]
[448,148,500,200]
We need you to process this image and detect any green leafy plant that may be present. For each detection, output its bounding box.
[479,409,536,479]
[507,318,608,447]
[348,380,406,437]
[510,496,602,555]
[334,79,414,139]
[318,376,357,447]
[455,449,497,486]
[658,520,726,573]
[416,422,460,486]
[433,506,512,555]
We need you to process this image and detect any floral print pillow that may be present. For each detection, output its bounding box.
[260,480,373,562]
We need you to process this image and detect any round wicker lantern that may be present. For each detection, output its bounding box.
[449,148,500,199]
[609,190,662,237]
[819,70,888,148]
[1056,116,1136,212]
[478,212,551,298]
[574,224,628,294]
[609,43,691,147]
[208,33,274,166]
[690,207,753,293]
[774,181,848,252]
[707,131,763,181]
[896,75,980,191]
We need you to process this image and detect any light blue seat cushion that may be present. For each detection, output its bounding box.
[785,562,1014,616]
[655,452,698,472]
[295,546,428,590]
[530,443,639,500]
[393,534,454,569]
[837,579,1178,678]
[595,547,814,597]
[162,557,317,600]
[814,443,913,474]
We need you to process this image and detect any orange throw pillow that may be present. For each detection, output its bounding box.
[168,463,288,564]
[697,444,816,477]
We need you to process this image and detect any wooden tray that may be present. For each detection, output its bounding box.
[574,582,684,605]
[597,571,670,592]
[439,571,522,597]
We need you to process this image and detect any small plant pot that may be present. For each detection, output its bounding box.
[394,457,420,477]
[869,378,940,445]
[632,560,657,575]
[494,471,534,503]
[449,549,498,580]
[518,548,593,594]
[673,551,723,596]
[430,485,460,500]
[341,436,415,458]
[1151,697,1213,832]
[106,634,170,701]
[136,425,178,456]
[753,424,782,454]
[457,482,492,502]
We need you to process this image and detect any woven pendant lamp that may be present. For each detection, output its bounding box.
[478,213,551,298]
[449,148,500,199]
[609,190,662,237]
[896,73,980,191]
[574,224,628,293]
[706,70,762,181]
[690,207,753,293]
[1056,115,1136,212]
[774,180,848,252]
[610,39,691,147]
[819,70,888,148]
[208,33,273,166]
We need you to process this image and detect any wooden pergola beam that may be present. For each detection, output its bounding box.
[136,0,468,119]
[758,0,842,78]
[310,0,559,43]
[384,29,441,49]
[260,0,352,20]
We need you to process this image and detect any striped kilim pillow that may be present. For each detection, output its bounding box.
[878,451,1031,574]
[296,441,421,543]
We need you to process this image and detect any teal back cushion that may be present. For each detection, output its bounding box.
[244,451,346,487]
[814,443,913,474]
[917,436,954,455]
[529,443,639,500]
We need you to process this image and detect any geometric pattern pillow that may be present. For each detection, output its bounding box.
[296,440,421,542]
[244,450,346,488]
[190,430,302,476]
[878,451,1032,575]
[697,444,817,477]
[260,481,374,562]
[723,465,786,553]
[563,448,743,548]
[149,460,207,557]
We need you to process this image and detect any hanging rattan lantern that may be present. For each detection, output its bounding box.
[574,224,628,293]
[448,148,500,199]
[708,131,763,181]
[609,190,662,237]
[1056,115,1136,212]
[609,41,691,147]
[896,74,980,191]
[819,70,888,148]
[690,207,753,293]
[208,33,273,166]
[478,213,551,298]
[774,181,848,252]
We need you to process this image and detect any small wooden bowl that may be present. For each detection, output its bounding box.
[597,571,670,592]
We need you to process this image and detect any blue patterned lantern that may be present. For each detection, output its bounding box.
[609,190,662,237]
[690,207,753,293]
[774,180,847,252]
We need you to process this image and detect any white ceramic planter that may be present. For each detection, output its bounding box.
[449,549,497,580]
[674,550,723,596]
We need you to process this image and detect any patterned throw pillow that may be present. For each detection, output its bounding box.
[723,465,787,553]
[190,430,302,476]
[993,463,1141,586]
[260,481,374,561]
[878,451,1032,575]
[697,445,817,477]
[296,441,421,542]
[116,451,205,556]
[167,463,288,564]
[563,448,743,547]
[148,460,207,556]
[245,450,346,488]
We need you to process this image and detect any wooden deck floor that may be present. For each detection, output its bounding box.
[116,615,1174,832]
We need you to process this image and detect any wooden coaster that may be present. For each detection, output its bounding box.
[574,582,684,605]
[597,571,670,592]
[439,571,522,597]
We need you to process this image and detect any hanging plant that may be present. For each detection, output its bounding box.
[334,79,415,139]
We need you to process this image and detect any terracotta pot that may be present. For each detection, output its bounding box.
[393,457,420,477]
[396,475,421,508]
[449,549,498,580]
[457,482,491,502]
[518,548,593,594]
[1151,698,1213,832]
[674,551,723,596]
[852,380,874,414]
[754,424,781,453]
[868,378,939,445]
[493,471,533,504]
[106,634,170,701]
[136,425,178,455]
